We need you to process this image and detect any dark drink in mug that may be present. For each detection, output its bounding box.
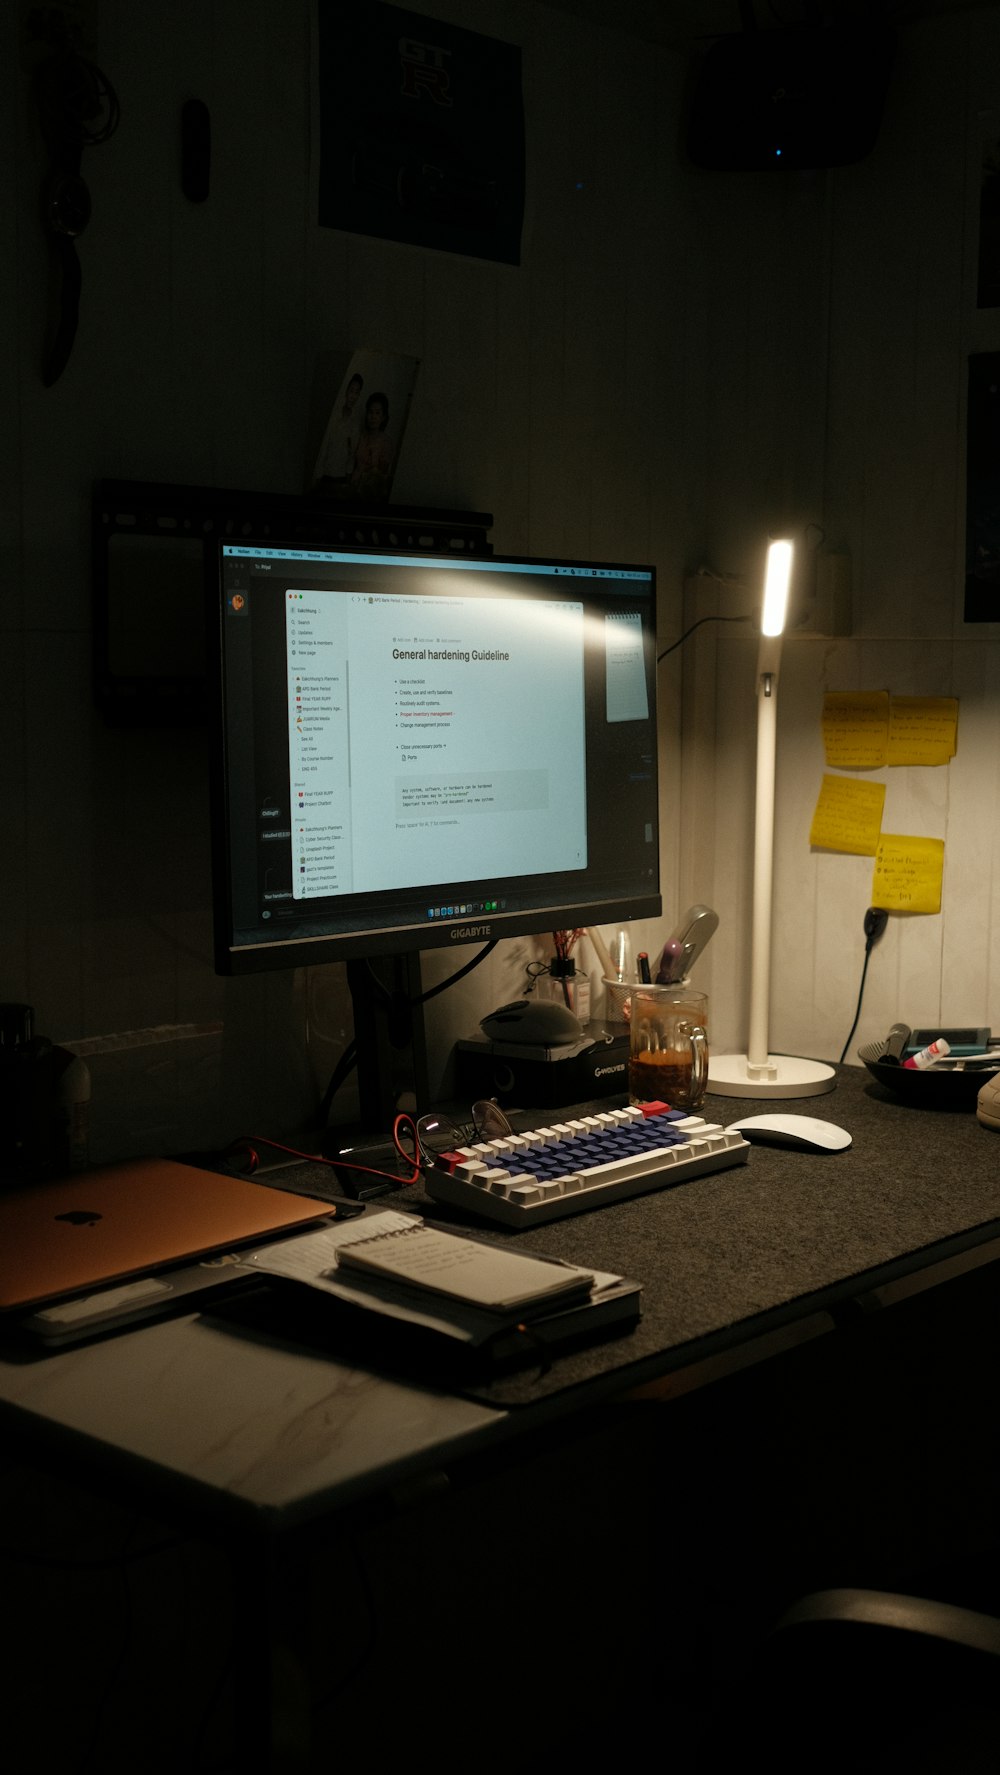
[628,986,709,1112]
[628,1047,703,1109]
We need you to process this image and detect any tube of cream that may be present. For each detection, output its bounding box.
[903,1038,952,1071]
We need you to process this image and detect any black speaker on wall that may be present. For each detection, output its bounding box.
[685,22,895,172]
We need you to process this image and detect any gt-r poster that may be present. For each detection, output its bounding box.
[317,1,525,265]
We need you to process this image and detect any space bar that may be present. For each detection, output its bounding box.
[574,1144,688,1184]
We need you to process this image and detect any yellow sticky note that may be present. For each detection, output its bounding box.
[809,774,886,855]
[822,691,890,768]
[887,696,958,766]
[871,835,944,914]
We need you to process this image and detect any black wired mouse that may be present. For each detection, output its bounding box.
[480,998,583,1046]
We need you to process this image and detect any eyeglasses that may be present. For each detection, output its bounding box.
[415,1099,515,1167]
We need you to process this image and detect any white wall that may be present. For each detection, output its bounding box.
[682,7,1000,1071]
[3,0,707,1160]
[7,2,995,1165]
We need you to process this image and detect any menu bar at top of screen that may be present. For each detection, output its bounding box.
[222,544,651,581]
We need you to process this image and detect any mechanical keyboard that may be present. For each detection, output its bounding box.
[424,1101,751,1227]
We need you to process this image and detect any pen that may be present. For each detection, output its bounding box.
[638,951,651,984]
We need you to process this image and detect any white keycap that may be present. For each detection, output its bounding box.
[508,1182,545,1204]
[479,1167,513,1187]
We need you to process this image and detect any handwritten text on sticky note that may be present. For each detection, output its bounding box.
[822,692,890,768]
[871,835,944,914]
[886,697,958,766]
[809,774,886,856]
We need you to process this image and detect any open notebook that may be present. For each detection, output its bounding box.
[0,1157,335,1316]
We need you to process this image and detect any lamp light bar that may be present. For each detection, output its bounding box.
[760,538,793,637]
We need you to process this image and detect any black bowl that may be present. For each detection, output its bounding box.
[861,1055,999,1108]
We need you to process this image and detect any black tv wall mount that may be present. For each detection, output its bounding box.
[91,478,493,725]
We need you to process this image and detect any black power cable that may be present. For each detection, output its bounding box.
[657,613,751,663]
[839,907,889,1064]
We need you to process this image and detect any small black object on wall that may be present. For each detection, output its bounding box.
[181,98,211,202]
[685,21,895,173]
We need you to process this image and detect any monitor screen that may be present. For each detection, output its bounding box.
[210,539,660,976]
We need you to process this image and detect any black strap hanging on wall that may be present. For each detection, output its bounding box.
[31,18,120,386]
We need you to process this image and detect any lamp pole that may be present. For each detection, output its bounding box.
[708,538,836,1100]
[747,627,782,1076]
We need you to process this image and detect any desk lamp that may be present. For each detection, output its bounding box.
[709,538,835,1099]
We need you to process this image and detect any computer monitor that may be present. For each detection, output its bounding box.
[209,536,660,1130]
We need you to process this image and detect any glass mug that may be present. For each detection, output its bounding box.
[628,986,709,1113]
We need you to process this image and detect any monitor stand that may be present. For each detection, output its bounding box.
[319,954,430,1195]
[240,953,427,1202]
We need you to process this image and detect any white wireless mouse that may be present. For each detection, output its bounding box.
[725,1113,852,1153]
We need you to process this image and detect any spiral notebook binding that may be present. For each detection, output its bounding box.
[346,1221,427,1247]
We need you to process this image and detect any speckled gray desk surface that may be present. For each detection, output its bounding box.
[319,1063,1000,1407]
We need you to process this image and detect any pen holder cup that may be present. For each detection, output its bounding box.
[603,976,691,1026]
[603,979,633,1024]
[628,986,709,1113]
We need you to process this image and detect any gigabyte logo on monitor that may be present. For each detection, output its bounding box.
[451,923,492,940]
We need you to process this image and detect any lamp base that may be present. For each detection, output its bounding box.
[708,1052,837,1099]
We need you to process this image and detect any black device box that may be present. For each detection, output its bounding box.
[454,1026,629,1110]
[685,23,895,172]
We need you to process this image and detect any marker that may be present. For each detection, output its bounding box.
[638,951,651,983]
[655,939,683,984]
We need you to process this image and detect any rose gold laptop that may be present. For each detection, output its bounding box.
[0,1157,336,1316]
